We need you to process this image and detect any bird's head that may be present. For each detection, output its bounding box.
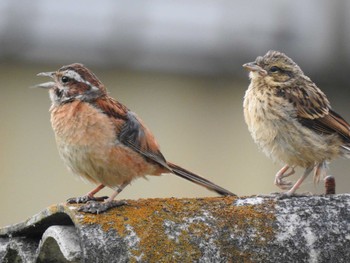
[35,63,106,105]
[243,50,304,87]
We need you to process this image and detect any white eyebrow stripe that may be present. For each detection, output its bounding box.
[64,70,86,83]
[63,70,100,91]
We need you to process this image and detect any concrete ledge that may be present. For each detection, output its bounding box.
[1,195,350,262]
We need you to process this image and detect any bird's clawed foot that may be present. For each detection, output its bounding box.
[274,165,295,190]
[67,195,109,204]
[67,193,127,214]
[274,179,293,190]
[77,200,127,214]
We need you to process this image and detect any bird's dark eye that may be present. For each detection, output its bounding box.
[270,66,280,73]
[61,76,69,83]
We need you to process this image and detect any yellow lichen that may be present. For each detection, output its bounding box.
[213,196,276,261]
[76,196,276,262]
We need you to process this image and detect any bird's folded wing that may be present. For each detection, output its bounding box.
[94,97,168,167]
[285,84,350,142]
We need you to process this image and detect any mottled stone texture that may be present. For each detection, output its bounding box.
[0,195,349,262]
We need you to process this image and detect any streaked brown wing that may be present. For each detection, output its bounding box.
[300,110,350,143]
[285,84,330,119]
[285,84,350,142]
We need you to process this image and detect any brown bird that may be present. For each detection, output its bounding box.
[36,63,235,213]
[243,50,350,196]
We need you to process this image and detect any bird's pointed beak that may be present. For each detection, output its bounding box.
[32,71,56,89]
[243,62,267,76]
[37,71,55,78]
[31,81,56,89]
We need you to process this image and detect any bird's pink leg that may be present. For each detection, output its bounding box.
[274,165,295,190]
[105,182,129,202]
[87,184,105,199]
[286,166,313,196]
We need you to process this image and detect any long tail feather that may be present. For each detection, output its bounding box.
[167,162,236,196]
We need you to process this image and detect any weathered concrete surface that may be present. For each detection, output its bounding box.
[0,195,349,262]
[37,226,81,262]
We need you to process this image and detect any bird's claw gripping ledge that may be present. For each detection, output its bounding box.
[77,200,128,214]
[66,195,109,204]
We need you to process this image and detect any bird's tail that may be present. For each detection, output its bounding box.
[167,162,236,196]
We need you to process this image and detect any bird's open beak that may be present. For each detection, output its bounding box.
[33,71,56,89]
[37,71,55,78]
[242,62,267,76]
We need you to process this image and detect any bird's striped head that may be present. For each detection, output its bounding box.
[36,63,106,104]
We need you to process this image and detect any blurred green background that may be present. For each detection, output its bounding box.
[1,1,350,227]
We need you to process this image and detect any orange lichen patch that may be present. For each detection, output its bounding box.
[79,198,208,261]
[77,196,276,262]
[46,203,77,217]
[46,204,67,214]
[215,196,276,261]
[45,205,59,217]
